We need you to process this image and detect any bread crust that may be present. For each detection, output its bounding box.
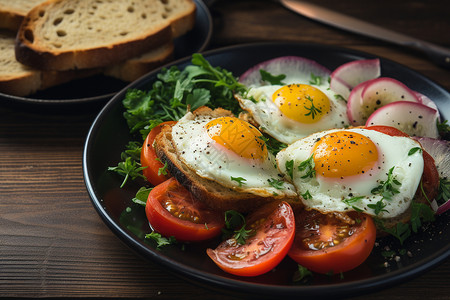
[14,0,176,70]
[154,107,302,213]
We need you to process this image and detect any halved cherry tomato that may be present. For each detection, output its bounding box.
[145,177,224,242]
[366,125,440,201]
[288,209,376,274]
[207,201,295,277]
[141,121,176,186]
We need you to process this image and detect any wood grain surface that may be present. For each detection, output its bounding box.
[1,0,449,299]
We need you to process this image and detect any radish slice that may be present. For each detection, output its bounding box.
[360,77,421,120]
[413,137,450,215]
[329,77,351,100]
[238,56,331,87]
[346,82,367,125]
[414,92,441,119]
[330,58,380,98]
[365,101,439,138]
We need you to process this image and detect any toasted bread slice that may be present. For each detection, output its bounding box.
[0,0,46,31]
[103,42,174,82]
[15,0,195,70]
[0,30,98,96]
[154,107,301,213]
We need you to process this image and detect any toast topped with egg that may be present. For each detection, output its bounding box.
[154,107,300,213]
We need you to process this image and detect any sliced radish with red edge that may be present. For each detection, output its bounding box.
[365,101,439,138]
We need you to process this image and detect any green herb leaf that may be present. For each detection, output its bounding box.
[260,69,286,85]
[298,154,316,179]
[293,264,313,283]
[108,156,146,188]
[268,178,285,189]
[304,95,321,119]
[437,177,450,206]
[132,186,153,206]
[223,210,253,245]
[145,232,176,249]
[309,73,322,85]
[285,159,294,179]
[231,176,247,187]
[408,147,422,156]
[301,190,312,200]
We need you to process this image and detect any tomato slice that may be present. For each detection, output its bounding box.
[288,209,376,274]
[145,177,224,242]
[141,121,176,186]
[365,125,409,137]
[366,124,439,201]
[207,201,295,277]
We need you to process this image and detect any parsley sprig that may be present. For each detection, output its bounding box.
[368,166,401,215]
[223,210,254,245]
[298,154,316,179]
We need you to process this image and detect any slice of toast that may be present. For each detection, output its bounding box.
[0,30,97,96]
[15,0,195,71]
[103,42,174,82]
[154,107,301,213]
[0,0,46,31]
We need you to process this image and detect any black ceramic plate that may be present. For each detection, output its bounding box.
[83,42,450,298]
[0,0,212,107]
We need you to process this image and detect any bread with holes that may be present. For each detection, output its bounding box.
[0,30,98,96]
[154,107,302,213]
[15,0,196,71]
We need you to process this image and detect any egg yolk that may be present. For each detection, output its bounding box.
[205,117,268,161]
[312,131,379,178]
[272,84,331,124]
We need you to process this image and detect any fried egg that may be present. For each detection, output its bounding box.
[276,128,424,218]
[236,64,349,144]
[171,111,297,198]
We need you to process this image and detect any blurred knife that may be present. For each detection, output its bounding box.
[280,0,450,69]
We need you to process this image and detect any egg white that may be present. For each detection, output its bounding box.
[171,112,297,198]
[276,128,424,219]
[236,77,349,145]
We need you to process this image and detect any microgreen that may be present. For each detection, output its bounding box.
[298,154,316,179]
[155,158,168,176]
[145,232,176,249]
[342,196,365,212]
[304,95,322,119]
[309,73,322,85]
[260,69,286,85]
[301,190,312,200]
[258,134,287,155]
[293,265,313,283]
[285,159,294,179]
[408,147,422,156]
[223,210,253,245]
[437,177,450,206]
[371,166,401,202]
[108,156,146,188]
[268,178,285,190]
[231,176,247,187]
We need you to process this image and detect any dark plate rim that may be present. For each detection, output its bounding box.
[83,41,450,298]
[0,0,212,106]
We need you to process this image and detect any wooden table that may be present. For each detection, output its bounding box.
[1,0,449,298]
